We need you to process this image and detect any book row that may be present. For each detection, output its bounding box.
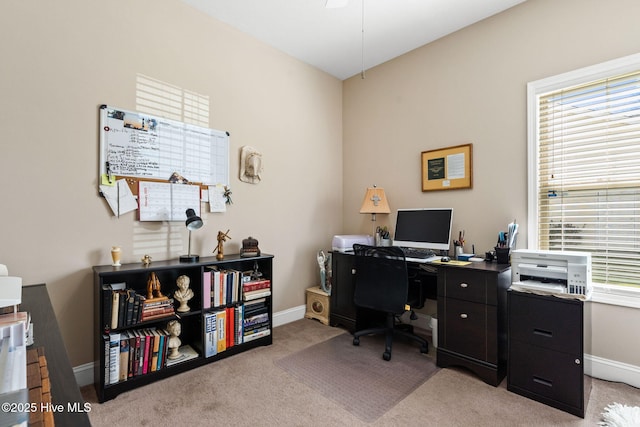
[204,298,271,358]
[104,327,174,386]
[203,268,271,309]
[102,283,176,332]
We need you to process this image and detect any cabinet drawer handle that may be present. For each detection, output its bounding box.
[460,313,468,319]
[533,376,553,388]
[460,283,468,288]
[533,328,553,338]
[575,359,581,365]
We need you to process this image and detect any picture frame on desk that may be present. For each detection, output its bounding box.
[421,143,473,191]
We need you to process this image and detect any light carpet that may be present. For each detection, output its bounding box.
[274,332,439,423]
[600,403,640,427]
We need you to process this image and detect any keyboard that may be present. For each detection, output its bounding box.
[399,247,437,259]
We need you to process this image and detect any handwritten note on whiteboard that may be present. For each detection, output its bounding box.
[138,182,201,222]
[99,105,229,186]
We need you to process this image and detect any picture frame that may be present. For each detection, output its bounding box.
[421,143,472,191]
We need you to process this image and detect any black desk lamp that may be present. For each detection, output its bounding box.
[180,208,203,263]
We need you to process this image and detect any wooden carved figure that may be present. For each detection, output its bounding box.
[213,229,231,260]
[146,271,165,300]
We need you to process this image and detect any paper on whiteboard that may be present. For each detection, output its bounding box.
[100,179,138,217]
[208,185,226,212]
[138,181,201,221]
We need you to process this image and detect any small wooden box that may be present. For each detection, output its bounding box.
[305,286,330,325]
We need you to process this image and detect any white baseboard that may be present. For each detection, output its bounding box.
[585,354,640,388]
[74,305,640,390]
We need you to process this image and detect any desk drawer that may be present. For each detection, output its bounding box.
[509,291,582,354]
[509,340,583,409]
[443,299,497,363]
[441,269,488,304]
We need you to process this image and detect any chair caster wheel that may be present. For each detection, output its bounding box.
[353,337,360,346]
[383,352,391,361]
[420,345,428,354]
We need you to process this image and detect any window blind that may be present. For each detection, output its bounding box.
[537,71,640,287]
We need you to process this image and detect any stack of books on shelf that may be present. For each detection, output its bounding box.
[105,327,175,385]
[243,298,270,342]
[102,283,175,331]
[242,278,271,301]
[140,297,174,322]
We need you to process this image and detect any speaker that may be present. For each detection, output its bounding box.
[305,286,330,326]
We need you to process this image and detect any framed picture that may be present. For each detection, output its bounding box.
[421,143,472,191]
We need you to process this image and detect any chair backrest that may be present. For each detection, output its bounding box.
[352,244,409,314]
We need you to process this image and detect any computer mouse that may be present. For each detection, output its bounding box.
[441,256,450,262]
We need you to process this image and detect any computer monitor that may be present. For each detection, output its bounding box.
[392,208,453,251]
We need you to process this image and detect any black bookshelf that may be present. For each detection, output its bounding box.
[93,254,273,402]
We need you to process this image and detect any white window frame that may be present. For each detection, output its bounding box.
[527,53,640,309]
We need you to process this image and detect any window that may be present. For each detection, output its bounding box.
[528,54,640,306]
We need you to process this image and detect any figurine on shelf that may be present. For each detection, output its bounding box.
[166,320,182,360]
[240,236,261,257]
[146,271,165,300]
[212,229,231,261]
[174,275,194,313]
[111,246,121,267]
[141,254,152,266]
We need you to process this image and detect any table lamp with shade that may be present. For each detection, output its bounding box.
[180,208,203,263]
[359,185,390,243]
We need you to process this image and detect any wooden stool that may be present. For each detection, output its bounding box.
[305,286,330,325]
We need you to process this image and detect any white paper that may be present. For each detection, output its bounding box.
[138,181,201,221]
[208,185,226,212]
[100,179,138,217]
[446,153,465,179]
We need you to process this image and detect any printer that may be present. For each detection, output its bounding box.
[331,235,374,252]
[511,249,592,299]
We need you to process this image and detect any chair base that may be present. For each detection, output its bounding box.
[352,314,428,361]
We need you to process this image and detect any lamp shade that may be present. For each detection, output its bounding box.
[359,186,390,214]
[185,208,203,231]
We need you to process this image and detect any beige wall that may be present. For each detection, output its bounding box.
[0,0,343,366]
[343,0,640,367]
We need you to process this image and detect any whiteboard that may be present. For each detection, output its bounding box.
[99,105,229,186]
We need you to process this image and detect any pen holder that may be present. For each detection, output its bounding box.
[495,247,510,264]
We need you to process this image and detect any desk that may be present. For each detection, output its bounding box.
[20,284,91,426]
[329,251,510,386]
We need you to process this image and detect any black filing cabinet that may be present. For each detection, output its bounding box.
[436,263,511,386]
[507,290,590,418]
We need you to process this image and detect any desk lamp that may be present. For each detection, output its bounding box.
[359,185,390,241]
[180,208,203,263]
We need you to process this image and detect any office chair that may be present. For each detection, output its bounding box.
[352,244,428,361]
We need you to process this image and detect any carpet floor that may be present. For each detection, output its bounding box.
[81,318,640,426]
[275,332,439,422]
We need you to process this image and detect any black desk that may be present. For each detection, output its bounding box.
[329,251,511,386]
[21,284,91,426]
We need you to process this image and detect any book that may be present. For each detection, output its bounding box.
[111,291,120,330]
[119,335,129,382]
[216,310,226,353]
[243,289,271,301]
[165,344,199,367]
[108,333,120,384]
[212,269,221,308]
[151,329,161,372]
[204,311,217,358]
[235,304,244,345]
[117,290,127,329]
[203,270,212,310]
[242,279,271,292]
[125,290,136,326]
[102,284,113,333]
[243,328,271,343]
[226,306,235,348]
[103,335,110,384]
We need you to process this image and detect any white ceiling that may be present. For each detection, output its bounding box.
[180,0,527,80]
